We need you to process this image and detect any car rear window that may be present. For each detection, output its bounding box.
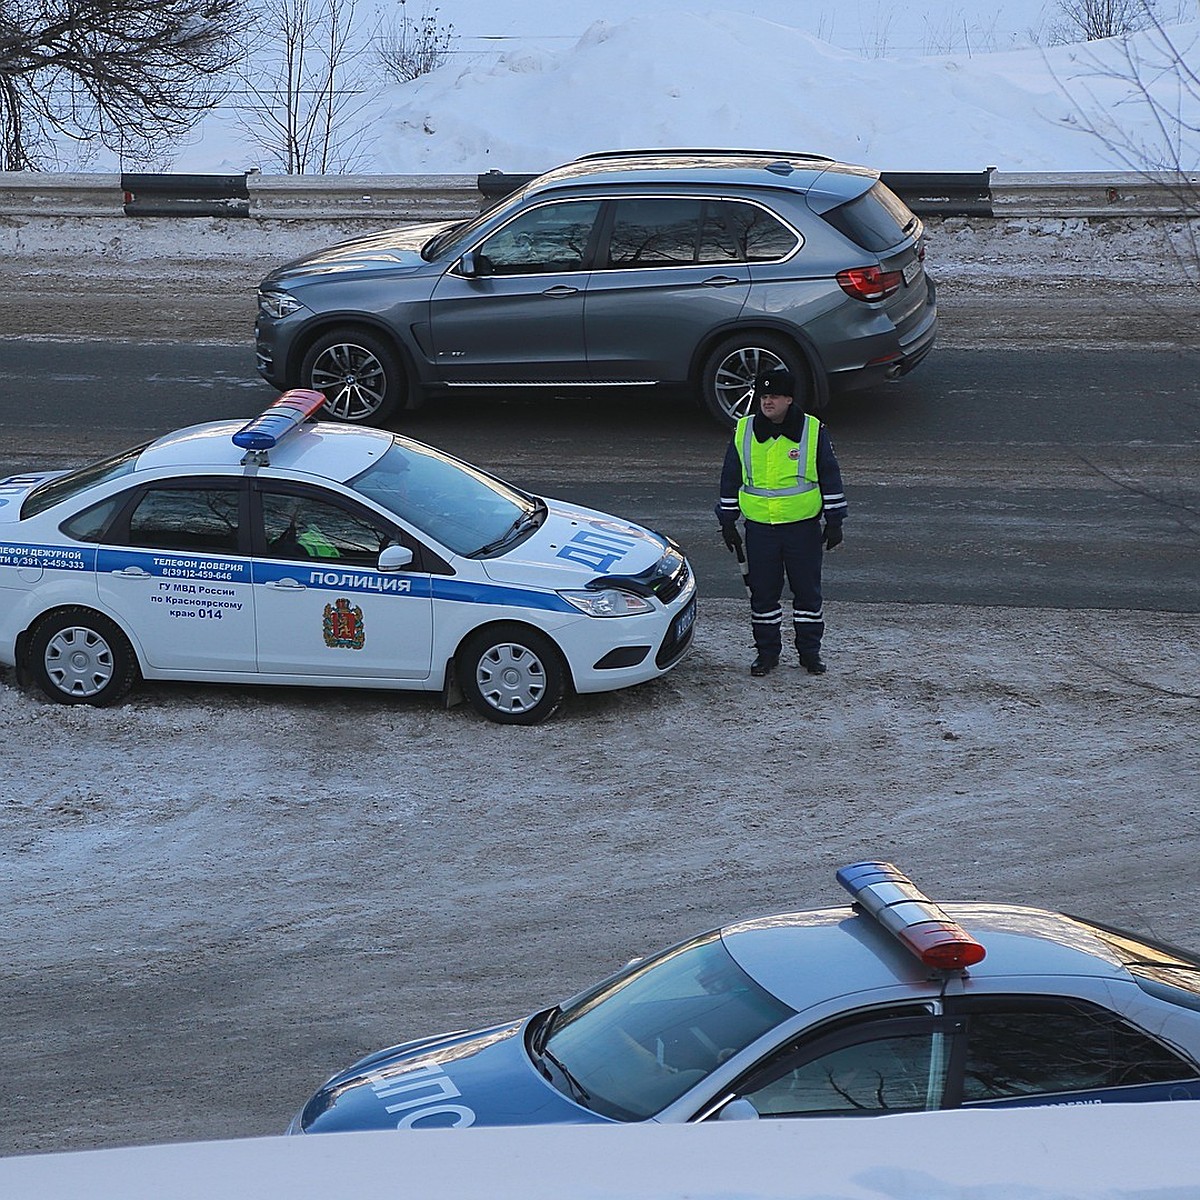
[21,443,147,521]
[1079,919,1200,1012]
[821,181,918,253]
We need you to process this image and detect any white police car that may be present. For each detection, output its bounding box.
[0,390,695,724]
[289,862,1200,1133]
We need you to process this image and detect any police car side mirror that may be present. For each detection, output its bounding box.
[715,1098,759,1122]
[378,544,414,572]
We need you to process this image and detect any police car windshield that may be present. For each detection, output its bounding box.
[21,442,148,521]
[349,439,536,556]
[540,931,794,1121]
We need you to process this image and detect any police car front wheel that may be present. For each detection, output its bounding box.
[458,624,566,726]
[28,608,138,707]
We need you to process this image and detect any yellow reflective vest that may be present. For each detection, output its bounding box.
[735,413,822,523]
[298,524,341,557]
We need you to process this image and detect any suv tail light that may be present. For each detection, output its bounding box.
[836,265,902,302]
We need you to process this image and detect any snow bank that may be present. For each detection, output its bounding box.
[2,1103,1199,1198]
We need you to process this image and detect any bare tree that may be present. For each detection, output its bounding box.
[377,0,454,84]
[1050,0,1155,42]
[1046,0,1196,43]
[0,0,251,171]
[235,0,377,174]
[1051,10,1197,220]
[1050,5,1200,569]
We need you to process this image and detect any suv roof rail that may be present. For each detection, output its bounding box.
[571,147,836,164]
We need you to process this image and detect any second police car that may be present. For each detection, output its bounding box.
[288,863,1200,1133]
[0,391,696,724]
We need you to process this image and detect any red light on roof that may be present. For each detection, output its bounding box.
[836,861,987,972]
[898,921,988,970]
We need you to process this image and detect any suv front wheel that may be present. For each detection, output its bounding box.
[301,327,405,426]
[699,334,810,427]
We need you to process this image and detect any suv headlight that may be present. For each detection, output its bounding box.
[559,588,655,617]
[258,290,306,320]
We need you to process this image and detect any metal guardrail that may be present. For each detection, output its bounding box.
[878,171,994,217]
[477,169,998,217]
[121,172,251,218]
[0,170,1195,223]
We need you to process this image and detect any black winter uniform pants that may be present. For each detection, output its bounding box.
[744,517,824,659]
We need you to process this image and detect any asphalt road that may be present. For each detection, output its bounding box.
[2,337,1197,611]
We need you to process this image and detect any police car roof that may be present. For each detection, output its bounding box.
[138,419,392,482]
[720,903,1137,1014]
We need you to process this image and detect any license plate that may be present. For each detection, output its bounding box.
[902,258,922,287]
[673,599,696,641]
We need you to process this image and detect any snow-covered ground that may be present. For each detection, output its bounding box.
[148,0,1200,176]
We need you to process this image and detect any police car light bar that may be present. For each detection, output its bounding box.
[232,390,327,451]
[836,861,986,971]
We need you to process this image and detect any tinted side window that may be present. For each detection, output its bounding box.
[719,201,799,262]
[125,487,240,554]
[745,1029,944,1116]
[260,491,394,567]
[961,1002,1197,1103]
[60,495,126,543]
[476,200,601,274]
[698,202,742,263]
[606,198,704,266]
[821,181,917,253]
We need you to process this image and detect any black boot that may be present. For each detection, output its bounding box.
[799,650,827,675]
[750,654,778,677]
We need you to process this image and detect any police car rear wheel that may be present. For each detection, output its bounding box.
[301,327,404,426]
[29,609,138,707]
[458,625,566,726]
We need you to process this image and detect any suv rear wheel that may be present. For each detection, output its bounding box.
[301,327,405,426]
[699,334,810,427]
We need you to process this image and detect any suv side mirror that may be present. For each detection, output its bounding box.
[459,249,490,278]
[378,543,414,572]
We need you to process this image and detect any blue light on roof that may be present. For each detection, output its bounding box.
[837,860,986,971]
[232,390,327,451]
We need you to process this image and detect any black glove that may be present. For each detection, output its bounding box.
[823,522,843,551]
[720,522,743,554]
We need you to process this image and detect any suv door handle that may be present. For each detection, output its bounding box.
[702,276,743,287]
[541,285,580,298]
[266,578,306,590]
[111,566,151,578]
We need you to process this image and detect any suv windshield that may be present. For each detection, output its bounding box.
[349,437,537,555]
[423,189,528,260]
[21,442,147,521]
[539,931,794,1121]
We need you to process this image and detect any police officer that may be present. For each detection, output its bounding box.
[715,367,847,677]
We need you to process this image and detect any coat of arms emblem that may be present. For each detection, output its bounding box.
[323,597,365,649]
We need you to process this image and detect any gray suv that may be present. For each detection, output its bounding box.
[254,149,937,426]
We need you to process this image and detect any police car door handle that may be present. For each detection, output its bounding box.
[541,285,579,298]
[111,565,151,578]
[266,578,306,590]
[702,275,742,287]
